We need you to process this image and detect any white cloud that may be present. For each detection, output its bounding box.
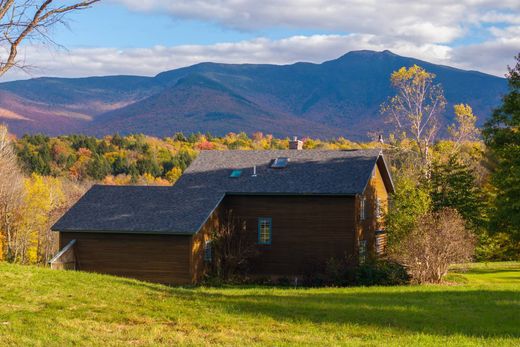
[450,26,520,76]
[112,0,520,44]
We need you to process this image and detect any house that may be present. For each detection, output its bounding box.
[51,140,394,285]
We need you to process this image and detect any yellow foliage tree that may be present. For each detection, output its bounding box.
[382,65,446,172]
[18,174,65,263]
[449,103,479,153]
[165,167,183,184]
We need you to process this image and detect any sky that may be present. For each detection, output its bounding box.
[4,0,520,80]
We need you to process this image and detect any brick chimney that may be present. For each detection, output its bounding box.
[289,136,303,150]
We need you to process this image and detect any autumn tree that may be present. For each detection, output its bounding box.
[483,53,520,240]
[0,125,24,261]
[0,0,99,77]
[448,104,479,153]
[382,65,446,172]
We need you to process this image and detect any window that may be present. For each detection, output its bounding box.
[229,169,242,178]
[271,157,289,168]
[258,218,272,244]
[376,198,382,218]
[359,240,367,264]
[204,240,212,262]
[360,196,366,220]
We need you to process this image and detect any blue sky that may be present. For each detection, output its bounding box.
[6,0,520,80]
[54,3,342,48]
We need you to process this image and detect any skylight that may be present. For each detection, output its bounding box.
[229,169,242,178]
[271,157,289,168]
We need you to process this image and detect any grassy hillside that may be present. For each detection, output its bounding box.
[0,262,518,346]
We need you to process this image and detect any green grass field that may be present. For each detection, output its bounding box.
[0,262,518,346]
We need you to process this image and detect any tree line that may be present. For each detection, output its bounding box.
[382,57,520,282]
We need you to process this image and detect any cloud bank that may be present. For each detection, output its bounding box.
[4,0,519,80]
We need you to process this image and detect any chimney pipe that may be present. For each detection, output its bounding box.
[252,165,257,177]
[289,136,303,150]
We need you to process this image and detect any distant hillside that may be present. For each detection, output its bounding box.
[0,50,508,139]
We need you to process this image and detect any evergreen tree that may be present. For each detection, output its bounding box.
[430,156,485,229]
[86,154,112,180]
[483,53,520,240]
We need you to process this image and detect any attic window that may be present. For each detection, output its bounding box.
[230,170,242,178]
[271,157,289,169]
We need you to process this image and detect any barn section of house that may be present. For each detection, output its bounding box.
[51,145,394,285]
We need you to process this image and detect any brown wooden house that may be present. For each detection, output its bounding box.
[52,142,394,285]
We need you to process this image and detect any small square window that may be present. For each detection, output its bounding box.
[271,157,289,168]
[229,170,242,178]
[258,218,272,244]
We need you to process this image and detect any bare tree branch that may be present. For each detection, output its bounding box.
[0,0,99,77]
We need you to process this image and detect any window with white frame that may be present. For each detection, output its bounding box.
[360,196,366,220]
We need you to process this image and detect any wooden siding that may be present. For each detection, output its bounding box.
[222,195,357,276]
[190,207,221,283]
[358,164,389,258]
[59,232,192,285]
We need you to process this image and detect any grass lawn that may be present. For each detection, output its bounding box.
[0,262,518,346]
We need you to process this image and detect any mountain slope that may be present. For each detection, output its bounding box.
[0,50,508,139]
[87,73,345,138]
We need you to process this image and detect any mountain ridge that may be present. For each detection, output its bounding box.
[0,50,507,139]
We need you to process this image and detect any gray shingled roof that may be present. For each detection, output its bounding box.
[53,149,392,234]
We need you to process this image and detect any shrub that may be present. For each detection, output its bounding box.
[207,211,258,281]
[391,208,476,283]
[355,260,410,286]
[301,257,408,287]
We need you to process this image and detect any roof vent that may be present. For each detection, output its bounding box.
[289,136,303,150]
[229,169,242,178]
[271,157,289,168]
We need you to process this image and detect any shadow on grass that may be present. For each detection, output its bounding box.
[62,268,519,339]
[178,289,520,338]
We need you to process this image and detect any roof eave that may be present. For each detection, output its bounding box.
[52,228,197,236]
